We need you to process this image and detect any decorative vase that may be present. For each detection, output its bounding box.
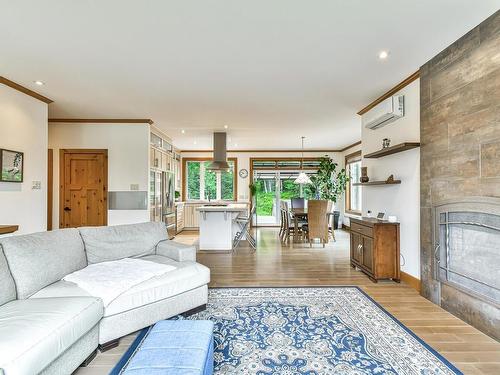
[360,167,369,183]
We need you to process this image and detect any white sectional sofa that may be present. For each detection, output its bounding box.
[0,222,210,375]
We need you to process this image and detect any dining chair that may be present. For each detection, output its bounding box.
[327,201,336,242]
[291,198,308,233]
[302,200,329,247]
[279,201,286,241]
[282,201,300,244]
[290,197,305,209]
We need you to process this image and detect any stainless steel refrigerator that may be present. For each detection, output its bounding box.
[150,170,176,239]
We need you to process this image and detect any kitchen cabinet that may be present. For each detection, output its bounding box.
[176,203,185,233]
[184,203,203,228]
[350,217,400,283]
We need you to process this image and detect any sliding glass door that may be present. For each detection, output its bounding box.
[254,172,278,225]
[253,170,316,226]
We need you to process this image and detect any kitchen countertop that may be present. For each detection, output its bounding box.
[196,203,249,212]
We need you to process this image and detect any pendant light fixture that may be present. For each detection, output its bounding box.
[294,136,312,184]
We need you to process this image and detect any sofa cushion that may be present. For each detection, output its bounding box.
[105,255,210,317]
[156,240,196,262]
[0,296,103,375]
[0,248,16,306]
[80,222,167,264]
[0,229,87,299]
[29,256,209,318]
[30,279,92,299]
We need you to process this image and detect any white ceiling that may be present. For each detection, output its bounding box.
[1,1,498,150]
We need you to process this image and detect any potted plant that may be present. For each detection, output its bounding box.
[309,156,349,229]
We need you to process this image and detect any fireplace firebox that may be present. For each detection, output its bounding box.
[433,198,500,307]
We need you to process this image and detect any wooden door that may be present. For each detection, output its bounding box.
[350,232,362,264]
[60,149,108,228]
[47,149,53,230]
[362,236,374,272]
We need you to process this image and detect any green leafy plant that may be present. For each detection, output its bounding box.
[309,156,349,203]
[249,182,257,196]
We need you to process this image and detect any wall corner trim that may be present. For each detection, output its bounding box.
[0,76,53,104]
[357,70,420,115]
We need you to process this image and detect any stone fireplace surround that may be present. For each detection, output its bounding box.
[420,10,500,340]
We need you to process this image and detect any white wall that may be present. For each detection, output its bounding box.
[0,84,48,235]
[48,123,150,226]
[361,79,420,278]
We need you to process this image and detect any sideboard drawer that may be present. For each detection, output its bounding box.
[351,222,373,238]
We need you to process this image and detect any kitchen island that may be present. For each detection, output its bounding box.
[196,203,249,251]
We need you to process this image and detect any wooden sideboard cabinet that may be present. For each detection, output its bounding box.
[349,217,400,283]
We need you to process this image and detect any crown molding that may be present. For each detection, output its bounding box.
[339,140,362,152]
[180,143,361,154]
[48,118,154,124]
[357,70,420,115]
[0,76,53,104]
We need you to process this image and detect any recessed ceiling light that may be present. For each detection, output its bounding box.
[181,129,185,134]
[378,50,389,60]
[224,125,228,129]
[234,143,238,147]
[34,80,44,86]
[193,140,197,145]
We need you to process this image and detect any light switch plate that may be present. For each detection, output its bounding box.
[32,181,42,190]
[130,184,139,191]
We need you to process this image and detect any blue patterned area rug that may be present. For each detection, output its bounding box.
[114,287,463,374]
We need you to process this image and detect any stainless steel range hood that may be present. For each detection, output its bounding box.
[207,132,230,171]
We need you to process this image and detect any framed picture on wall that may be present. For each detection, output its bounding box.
[0,149,24,182]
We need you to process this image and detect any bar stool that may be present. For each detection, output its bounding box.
[233,205,257,251]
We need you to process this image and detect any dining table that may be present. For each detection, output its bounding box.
[289,208,334,243]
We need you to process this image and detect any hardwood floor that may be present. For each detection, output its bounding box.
[77,228,500,375]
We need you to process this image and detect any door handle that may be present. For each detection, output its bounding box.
[64,207,71,211]
[434,243,440,264]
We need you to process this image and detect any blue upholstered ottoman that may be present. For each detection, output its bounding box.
[119,320,214,375]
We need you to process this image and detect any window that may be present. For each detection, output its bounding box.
[251,158,321,170]
[345,151,362,214]
[184,158,237,201]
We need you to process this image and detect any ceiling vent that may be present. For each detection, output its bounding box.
[207,132,230,171]
[365,95,405,130]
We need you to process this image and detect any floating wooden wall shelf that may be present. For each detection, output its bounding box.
[353,180,401,186]
[364,142,420,159]
[0,225,19,235]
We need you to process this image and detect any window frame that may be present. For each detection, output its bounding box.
[182,157,238,201]
[345,151,362,216]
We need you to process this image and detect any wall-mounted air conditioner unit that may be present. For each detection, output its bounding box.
[364,95,404,130]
